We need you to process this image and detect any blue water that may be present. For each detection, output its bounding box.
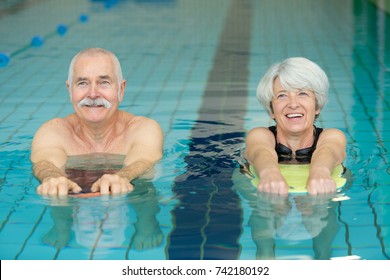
[0,0,389,260]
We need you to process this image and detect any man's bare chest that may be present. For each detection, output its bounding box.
[65,133,129,155]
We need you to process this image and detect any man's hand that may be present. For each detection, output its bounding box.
[91,174,133,195]
[37,176,82,196]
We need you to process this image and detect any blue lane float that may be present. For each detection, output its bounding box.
[57,24,68,36]
[79,13,89,23]
[3,13,90,67]
[31,35,44,47]
[0,52,10,68]
[104,0,119,9]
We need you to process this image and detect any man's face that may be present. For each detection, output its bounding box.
[67,54,125,124]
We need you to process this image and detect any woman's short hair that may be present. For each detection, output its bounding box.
[256,57,329,115]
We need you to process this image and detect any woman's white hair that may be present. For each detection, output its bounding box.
[256,57,329,115]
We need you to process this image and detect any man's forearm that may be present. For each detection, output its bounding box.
[115,160,153,182]
[33,160,66,182]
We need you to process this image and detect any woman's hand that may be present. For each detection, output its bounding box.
[258,168,289,195]
[306,167,337,195]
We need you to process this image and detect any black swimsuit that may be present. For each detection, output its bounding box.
[269,125,323,164]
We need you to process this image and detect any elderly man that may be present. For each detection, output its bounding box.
[31,48,163,196]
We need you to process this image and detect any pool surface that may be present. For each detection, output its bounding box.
[0,0,389,260]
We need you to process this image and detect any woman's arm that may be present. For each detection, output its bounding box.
[245,127,289,195]
[307,128,347,195]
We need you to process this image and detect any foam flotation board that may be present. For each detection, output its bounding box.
[68,191,101,198]
[249,164,346,193]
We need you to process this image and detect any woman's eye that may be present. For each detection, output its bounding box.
[298,91,309,96]
[276,93,287,99]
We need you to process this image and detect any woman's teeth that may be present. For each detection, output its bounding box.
[286,113,303,118]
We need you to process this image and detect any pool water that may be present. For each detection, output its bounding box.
[0,0,389,260]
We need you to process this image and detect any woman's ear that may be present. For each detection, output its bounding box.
[269,102,275,120]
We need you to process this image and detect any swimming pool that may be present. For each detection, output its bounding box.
[0,0,389,260]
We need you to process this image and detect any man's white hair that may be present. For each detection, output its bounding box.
[67,48,123,87]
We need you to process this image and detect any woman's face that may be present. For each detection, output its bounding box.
[270,77,320,135]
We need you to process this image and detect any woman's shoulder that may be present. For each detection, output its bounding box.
[247,126,273,135]
[246,126,276,144]
[247,126,276,136]
[318,127,347,143]
[321,127,346,137]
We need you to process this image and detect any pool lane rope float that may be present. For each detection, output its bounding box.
[249,164,346,194]
[0,13,89,68]
[0,53,10,67]
[1,0,123,68]
[0,0,119,68]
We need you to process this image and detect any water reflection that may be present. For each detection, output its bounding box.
[42,154,163,258]
[168,133,244,260]
[65,153,124,194]
[234,170,340,260]
[43,180,163,257]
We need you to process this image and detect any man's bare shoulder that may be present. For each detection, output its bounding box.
[31,117,74,163]
[32,116,79,147]
[35,118,65,135]
[119,113,163,149]
[121,112,161,131]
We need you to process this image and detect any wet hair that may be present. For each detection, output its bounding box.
[256,57,329,115]
[67,48,123,87]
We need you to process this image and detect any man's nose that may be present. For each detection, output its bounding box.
[87,83,100,98]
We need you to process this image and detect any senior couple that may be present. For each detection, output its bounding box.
[31,48,346,196]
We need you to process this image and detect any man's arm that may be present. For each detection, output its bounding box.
[245,127,289,195]
[307,128,347,195]
[91,118,163,195]
[31,119,81,196]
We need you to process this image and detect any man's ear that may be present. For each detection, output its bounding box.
[118,80,126,102]
[66,80,72,101]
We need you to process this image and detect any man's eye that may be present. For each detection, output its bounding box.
[77,82,87,87]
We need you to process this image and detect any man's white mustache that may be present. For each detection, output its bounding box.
[77,98,112,108]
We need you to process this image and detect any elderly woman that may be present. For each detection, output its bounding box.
[245,57,346,195]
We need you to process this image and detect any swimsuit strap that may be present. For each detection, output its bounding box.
[311,126,323,150]
[268,125,323,163]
